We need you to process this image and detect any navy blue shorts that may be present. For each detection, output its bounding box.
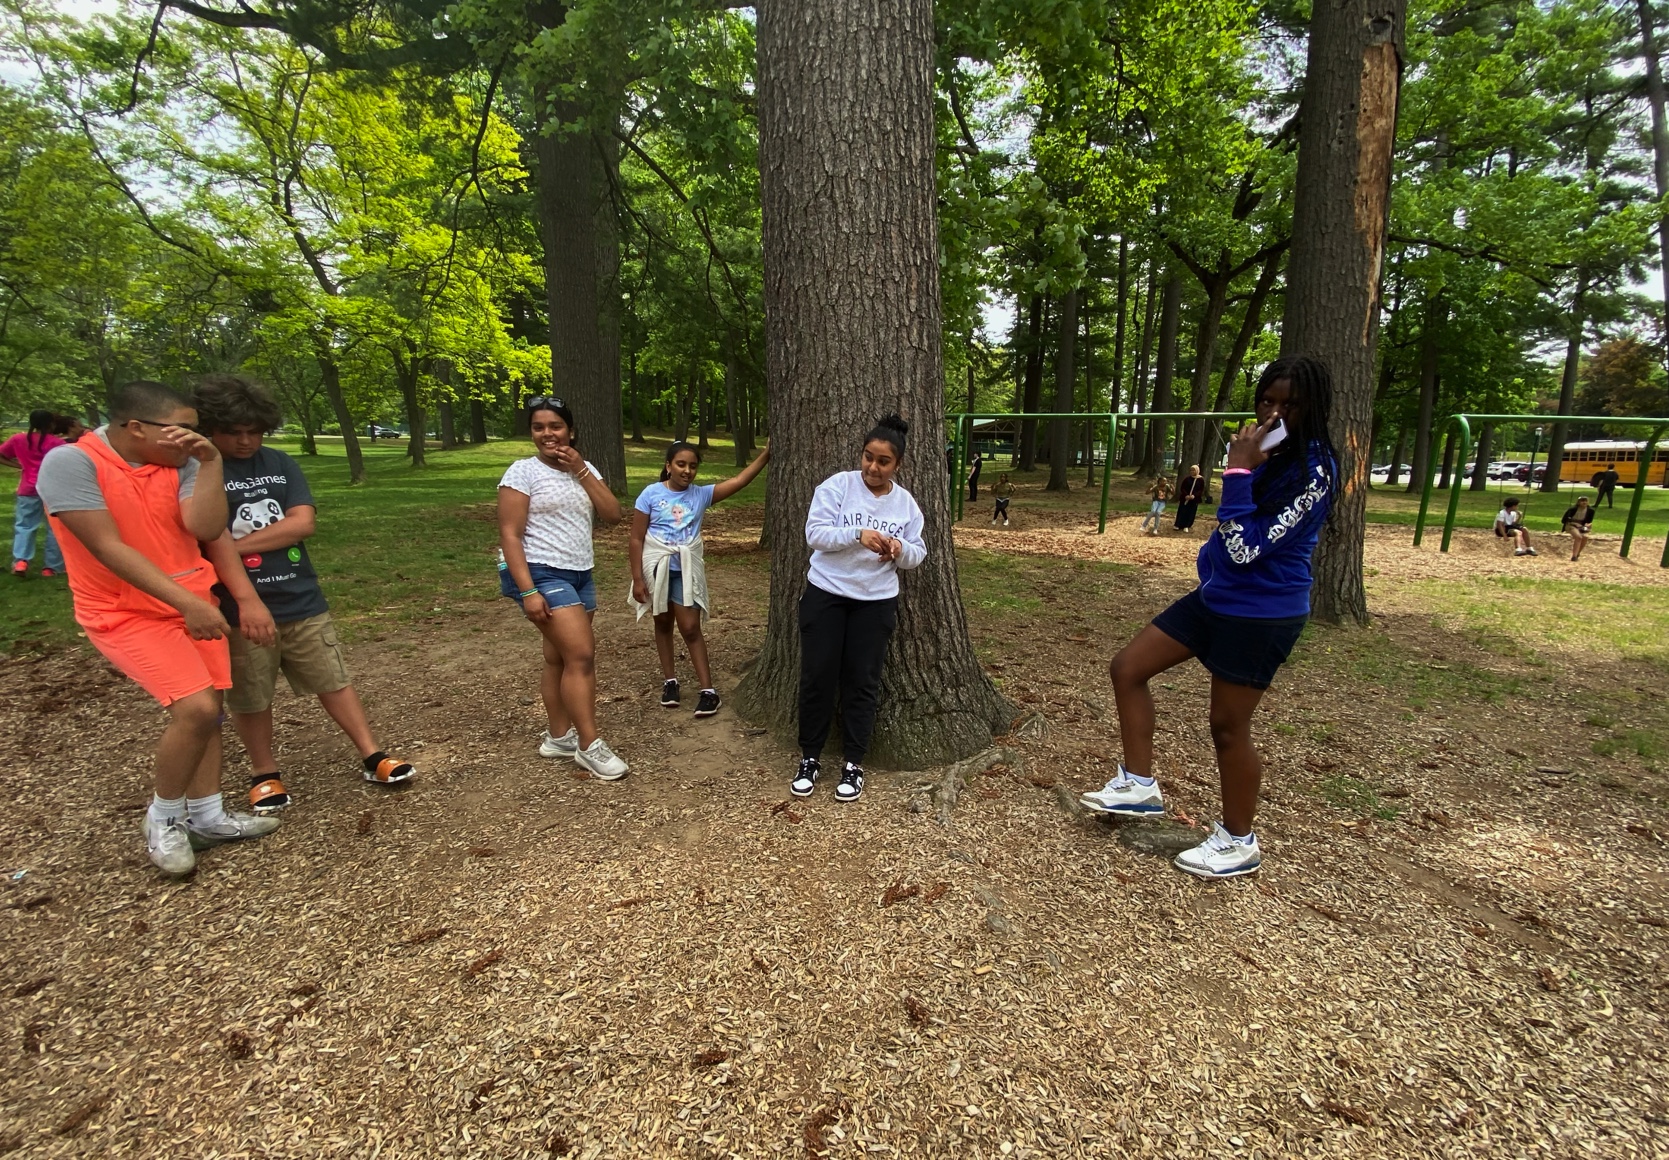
[500,563,597,612]
[1151,589,1306,690]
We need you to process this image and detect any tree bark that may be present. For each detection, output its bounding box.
[1469,422,1493,491]
[675,364,693,440]
[311,337,364,484]
[1083,303,1096,486]
[1283,0,1406,626]
[393,347,427,468]
[1018,294,1045,470]
[698,364,712,450]
[1141,272,1182,475]
[1637,0,1669,350]
[1543,273,1587,492]
[741,0,1011,766]
[1386,426,1406,487]
[438,399,456,449]
[531,106,626,493]
[1180,275,1230,478]
[1407,299,1441,494]
[1199,252,1282,497]
[629,344,646,443]
[1110,237,1129,415]
[1126,261,1158,466]
[1047,286,1079,491]
[1436,428,1455,489]
[469,397,487,445]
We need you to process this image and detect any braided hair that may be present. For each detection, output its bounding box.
[24,409,53,451]
[1251,355,1338,515]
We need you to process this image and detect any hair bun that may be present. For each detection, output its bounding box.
[877,413,909,436]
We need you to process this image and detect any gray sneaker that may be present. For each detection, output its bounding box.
[540,727,579,758]
[575,738,629,781]
[187,811,281,851]
[143,814,195,876]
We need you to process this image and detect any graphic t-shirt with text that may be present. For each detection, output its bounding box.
[214,446,329,625]
[633,481,715,571]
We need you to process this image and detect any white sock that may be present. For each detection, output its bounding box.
[701,688,717,696]
[187,793,231,830]
[1119,763,1156,785]
[148,794,187,827]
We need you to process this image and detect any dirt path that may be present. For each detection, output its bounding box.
[1,533,1666,1158]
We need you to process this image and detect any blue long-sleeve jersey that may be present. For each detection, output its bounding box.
[1196,445,1334,619]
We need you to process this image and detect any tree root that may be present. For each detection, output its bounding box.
[916,746,1023,826]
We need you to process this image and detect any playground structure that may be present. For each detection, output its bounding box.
[1412,414,1669,568]
[946,411,1255,532]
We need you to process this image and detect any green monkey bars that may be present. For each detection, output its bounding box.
[1412,413,1669,568]
[946,411,1255,533]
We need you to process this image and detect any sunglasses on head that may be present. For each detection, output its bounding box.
[526,396,566,412]
[129,418,203,436]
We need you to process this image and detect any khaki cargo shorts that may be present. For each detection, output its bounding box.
[226,610,353,714]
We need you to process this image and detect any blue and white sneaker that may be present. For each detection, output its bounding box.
[1173,822,1261,878]
[1078,764,1165,816]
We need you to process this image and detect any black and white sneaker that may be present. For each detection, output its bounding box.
[835,762,865,803]
[694,689,721,718]
[790,757,820,798]
[660,679,680,708]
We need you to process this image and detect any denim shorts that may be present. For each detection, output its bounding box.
[666,570,687,607]
[501,563,597,612]
[1152,588,1306,690]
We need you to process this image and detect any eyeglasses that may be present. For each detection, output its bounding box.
[129,418,203,435]
[526,396,566,411]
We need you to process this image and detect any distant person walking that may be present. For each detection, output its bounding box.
[497,396,630,781]
[1082,355,1338,879]
[628,439,770,717]
[991,473,1014,525]
[790,414,926,805]
[1562,496,1595,562]
[1495,497,1536,556]
[1139,475,1172,535]
[1173,465,1206,532]
[2,409,66,577]
[967,446,983,501]
[1594,463,1620,508]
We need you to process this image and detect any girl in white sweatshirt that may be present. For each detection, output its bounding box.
[790,414,927,803]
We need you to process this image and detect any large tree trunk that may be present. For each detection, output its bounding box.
[1407,300,1441,494]
[394,347,427,468]
[1180,274,1230,479]
[1047,286,1079,491]
[1110,237,1129,415]
[629,345,646,443]
[740,0,1012,767]
[1469,422,1493,491]
[1543,274,1587,492]
[1141,272,1182,475]
[469,398,487,445]
[1283,0,1405,626]
[531,106,626,492]
[1125,262,1158,466]
[1637,0,1669,351]
[1018,294,1046,470]
[311,336,364,484]
[1199,252,1281,498]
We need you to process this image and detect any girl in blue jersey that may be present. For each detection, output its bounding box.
[1081,355,1338,879]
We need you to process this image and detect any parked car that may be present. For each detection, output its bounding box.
[1490,460,1527,480]
[1370,463,1412,480]
[367,423,401,439]
[1513,463,1547,483]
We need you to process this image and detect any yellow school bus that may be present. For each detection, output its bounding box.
[1558,441,1669,487]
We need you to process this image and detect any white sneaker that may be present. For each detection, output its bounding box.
[187,811,281,851]
[1078,765,1165,816]
[143,814,195,876]
[576,738,629,781]
[1173,822,1262,879]
[540,727,579,758]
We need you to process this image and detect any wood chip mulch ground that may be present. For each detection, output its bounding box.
[1,517,1665,1157]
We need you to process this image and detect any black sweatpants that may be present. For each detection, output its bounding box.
[797,582,898,764]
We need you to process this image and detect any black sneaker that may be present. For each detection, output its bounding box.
[835,762,865,803]
[694,689,721,718]
[660,679,680,708]
[790,757,820,798]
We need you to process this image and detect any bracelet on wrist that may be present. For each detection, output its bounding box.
[520,588,540,598]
